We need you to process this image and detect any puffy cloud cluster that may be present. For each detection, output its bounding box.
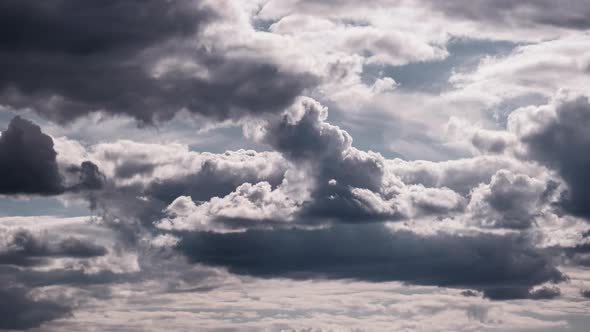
[466,170,555,229]
[5,92,588,319]
[157,97,466,231]
[0,0,317,124]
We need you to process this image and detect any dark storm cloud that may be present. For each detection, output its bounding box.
[177,224,564,299]
[0,0,317,124]
[519,95,590,219]
[0,116,64,195]
[0,116,106,196]
[0,286,71,330]
[0,229,108,267]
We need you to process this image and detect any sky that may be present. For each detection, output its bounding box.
[1,0,590,331]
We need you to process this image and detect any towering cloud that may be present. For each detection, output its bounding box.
[0,116,105,195]
[0,116,64,195]
[510,93,590,219]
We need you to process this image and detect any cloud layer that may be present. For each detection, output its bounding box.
[2,0,590,331]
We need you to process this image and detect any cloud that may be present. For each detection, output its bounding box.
[509,92,590,219]
[157,98,467,231]
[0,116,64,195]
[425,0,590,29]
[528,286,561,300]
[449,34,590,110]
[177,224,564,299]
[0,116,105,196]
[158,179,306,232]
[0,286,71,330]
[0,0,317,124]
[67,161,106,191]
[466,170,555,229]
[255,97,464,222]
[4,2,590,330]
[0,229,107,267]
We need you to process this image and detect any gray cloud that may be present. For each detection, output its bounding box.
[177,224,564,299]
[0,116,105,196]
[467,170,555,229]
[0,229,107,267]
[147,156,287,203]
[0,116,64,195]
[517,95,590,219]
[0,0,317,124]
[426,0,590,29]
[0,286,71,330]
[251,98,461,224]
[528,286,561,300]
[3,2,590,329]
[67,161,106,192]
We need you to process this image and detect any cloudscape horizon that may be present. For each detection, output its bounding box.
[1,1,590,331]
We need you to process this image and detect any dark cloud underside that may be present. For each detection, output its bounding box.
[178,224,564,299]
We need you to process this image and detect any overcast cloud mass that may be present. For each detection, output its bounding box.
[1,1,590,331]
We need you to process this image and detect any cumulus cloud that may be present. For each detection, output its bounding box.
[0,116,64,195]
[0,286,71,330]
[466,170,555,229]
[0,0,317,124]
[450,34,590,110]
[158,98,467,230]
[0,229,107,267]
[509,92,590,219]
[0,116,105,196]
[3,1,590,330]
[158,180,305,231]
[256,97,465,222]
